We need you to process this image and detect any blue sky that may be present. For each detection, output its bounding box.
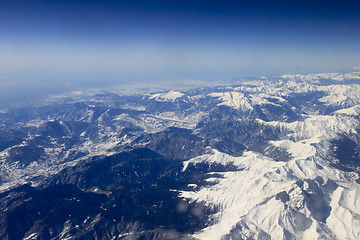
[1,0,360,104]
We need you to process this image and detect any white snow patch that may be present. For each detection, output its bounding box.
[181,150,360,240]
[270,139,316,160]
[334,105,360,116]
[281,72,360,83]
[148,90,184,101]
[327,186,360,239]
[208,92,253,111]
[259,114,358,142]
[23,233,39,240]
[318,85,360,107]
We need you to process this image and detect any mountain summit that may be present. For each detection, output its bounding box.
[0,72,360,239]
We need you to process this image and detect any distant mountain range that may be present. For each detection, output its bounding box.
[1,72,360,239]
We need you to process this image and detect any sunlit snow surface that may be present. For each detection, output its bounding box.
[181,151,359,239]
[1,72,360,239]
[181,73,360,239]
[148,90,185,101]
[208,92,254,111]
[179,77,360,238]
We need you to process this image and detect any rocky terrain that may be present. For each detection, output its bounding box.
[0,72,360,239]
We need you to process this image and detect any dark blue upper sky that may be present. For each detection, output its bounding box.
[1,0,360,104]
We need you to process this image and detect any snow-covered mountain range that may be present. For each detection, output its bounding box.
[0,72,360,239]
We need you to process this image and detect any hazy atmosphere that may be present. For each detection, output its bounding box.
[2,1,360,239]
[1,0,360,105]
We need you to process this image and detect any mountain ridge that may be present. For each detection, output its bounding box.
[0,72,360,239]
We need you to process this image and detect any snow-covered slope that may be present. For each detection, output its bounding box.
[281,72,360,83]
[208,92,254,111]
[148,90,185,101]
[0,71,360,239]
[181,149,360,240]
[179,80,360,239]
